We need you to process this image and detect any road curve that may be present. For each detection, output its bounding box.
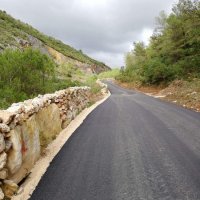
[30,81,200,200]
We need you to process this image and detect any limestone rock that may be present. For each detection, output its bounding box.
[16,186,23,195]
[7,127,22,174]
[5,140,12,153]
[66,110,73,121]
[0,168,8,179]
[0,135,5,153]
[8,121,17,131]
[1,86,91,186]
[101,87,108,95]
[8,116,40,183]
[7,103,25,114]
[0,152,7,170]
[35,103,62,147]
[0,110,15,125]
[0,123,10,133]
[0,187,4,200]
[2,180,18,198]
[32,97,44,110]
[13,113,28,125]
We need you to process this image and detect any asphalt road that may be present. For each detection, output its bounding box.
[30,81,200,200]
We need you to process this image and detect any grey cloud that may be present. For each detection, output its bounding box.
[0,0,177,67]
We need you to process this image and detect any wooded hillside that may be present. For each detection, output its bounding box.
[118,0,200,85]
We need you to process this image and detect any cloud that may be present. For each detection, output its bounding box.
[141,28,154,45]
[0,0,177,67]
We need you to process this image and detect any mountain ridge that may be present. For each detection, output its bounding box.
[0,10,110,74]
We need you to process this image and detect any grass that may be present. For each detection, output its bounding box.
[56,62,84,81]
[160,79,200,111]
[85,75,102,94]
[98,68,120,79]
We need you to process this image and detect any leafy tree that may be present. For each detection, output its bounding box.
[0,48,56,108]
[118,0,200,85]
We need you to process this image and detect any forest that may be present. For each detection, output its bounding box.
[117,0,200,85]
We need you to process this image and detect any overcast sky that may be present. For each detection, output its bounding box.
[0,0,177,67]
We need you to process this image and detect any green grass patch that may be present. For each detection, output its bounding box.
[98,68,120,79]
[84,75,101,94]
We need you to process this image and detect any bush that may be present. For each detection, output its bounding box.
[85,75,101,94]
[0,48,79,108]
[119,0,200,85]
[142,59,174,84]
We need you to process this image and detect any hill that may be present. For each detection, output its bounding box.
[0,10,110,74]
[0,10,111,108]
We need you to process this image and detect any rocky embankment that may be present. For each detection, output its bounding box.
[0,86,95,199]
[116,80,200,113]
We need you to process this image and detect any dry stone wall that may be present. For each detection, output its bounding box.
[96,79,109,95]
[0,86,91,199]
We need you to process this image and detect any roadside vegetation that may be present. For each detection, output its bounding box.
[56,62,84,81]
[159,79,200,111]
[98,68,120,79]
[0,48,82,109]
[116,0,200,111]
[0,47,107,109]
[117,0,200,85]
[83,69,120,98]
[0,10,111,109]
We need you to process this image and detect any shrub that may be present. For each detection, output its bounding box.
[118,0,200,85]
[0,48,79,108]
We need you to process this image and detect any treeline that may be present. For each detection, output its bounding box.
[118,0,200,84]
[0,48,79,108]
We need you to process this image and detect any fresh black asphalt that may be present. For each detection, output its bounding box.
[30,81,200,200]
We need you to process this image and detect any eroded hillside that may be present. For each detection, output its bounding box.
[0,10,110,74]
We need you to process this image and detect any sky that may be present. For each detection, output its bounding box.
[0,0,177,68]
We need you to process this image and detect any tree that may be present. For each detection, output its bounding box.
[0,48,56,108]
[119,0,200,85]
